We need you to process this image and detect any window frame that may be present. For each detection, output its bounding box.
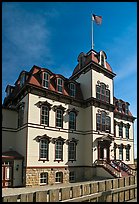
[39,138,49,161]
[42,72,49,89]
[57,78,63,93]
[69,83,76,97]
[96,83,110,103]
[40,105,49,126]
[68,141,76,161]
[55,140,63,161]
[56,109,63,128]
[119,123,123,138]
[69,171,75,182]
[126,146,130,161]
[69,111,76,130]
[119,145,123,160]
[40,172,48,185]
[55,172,63,183]
[18,104,24,128]
[125,125,129,139]
[20,73,26,87]
[96,112,111,133]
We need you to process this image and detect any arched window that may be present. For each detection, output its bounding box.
[96,111,111,133]
[40,172,48,184]
[40,138,49,160]
[57,78,63,93]
[69,83,76,97]
[55,172,63,183]
[96,83,110,103]
[41,106,49,126]
[69,112,76,130]
[42,72,49,89]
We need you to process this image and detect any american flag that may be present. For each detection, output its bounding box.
[92,14,102,25]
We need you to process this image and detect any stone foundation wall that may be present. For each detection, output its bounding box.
[26,167,70,186]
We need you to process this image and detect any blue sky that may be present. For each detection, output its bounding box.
[2,2,137,158]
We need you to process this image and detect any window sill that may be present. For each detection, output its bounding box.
[54,160,63,163]
[38,159,49,162]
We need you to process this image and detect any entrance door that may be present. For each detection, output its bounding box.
[98,141,110,161]
[2,161,13,188]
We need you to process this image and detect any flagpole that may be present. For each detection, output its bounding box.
[91,14,94,50]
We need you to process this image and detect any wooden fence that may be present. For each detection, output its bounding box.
[2,175,137,202]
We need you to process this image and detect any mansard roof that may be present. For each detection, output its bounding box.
[71,49,114,78]
[3,65,84,107]
[113,96,135,119]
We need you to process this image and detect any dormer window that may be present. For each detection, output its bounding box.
[118,102,122,112]
[20,73,26,87]
[125,104,129,114]
[99,51,106,68]
[69,83,76,97]
[57,78,63,93]
[42,72,49,89]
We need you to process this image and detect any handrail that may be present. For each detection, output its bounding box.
[94,159,121,177]
[110,160,137,176]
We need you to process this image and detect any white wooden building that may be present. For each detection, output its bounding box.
[2,49,136,187]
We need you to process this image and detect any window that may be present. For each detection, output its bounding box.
[41,106,49,126]
[106,116,111,132]
[96,83,110,103]
[69,112,76,130]
[40,172,48,184]
[57,78,63,93]
[69,171,75,182]
[119,145,123,160]
[42,72,49,89]
[119,123,123,138]
[56,109,63,128]
[126,146,130,161]
[40,138,49,160]
[55,172,63,183]
[18,104,24,127]
[96,112,111,133]
[20,73,25,87]
[118,102,122,112]
[55,140,63,160]
[125,104,129,114]
[68,142,76,161]
[69,83,76,97]
[101,54,105,67]
[96,114,101,131]
[125,126,129,139]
